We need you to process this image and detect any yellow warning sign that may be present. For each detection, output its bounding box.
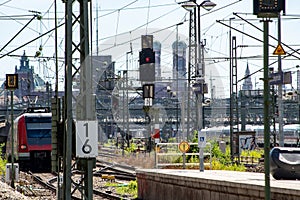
[179,141,190,153]
[273,44,286,55]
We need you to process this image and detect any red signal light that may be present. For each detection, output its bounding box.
[139,48,155,65]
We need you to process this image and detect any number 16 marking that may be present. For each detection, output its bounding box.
[82,139,92,154]
[82,122,92,154]
[84,123,88,137]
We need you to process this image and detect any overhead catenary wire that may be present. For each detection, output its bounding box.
[99,0,138,18]
[0,6,63,68]
[0,1,64,58]
[0,14,37,53]
[114,9,120,46]
[99,19,186,54]
[97,6,180,43]
[145,0,151,35]
[97,0,244,64]
[95,1,248,84]
[99,0,241,43]
[0,0,12,7]
[0,10,39,33]
[99,3,176,13]
[217,15,300,83]
[0,22,64,59]
[216,19,300,61]
[233,12,300,58]
[200,0,242,17]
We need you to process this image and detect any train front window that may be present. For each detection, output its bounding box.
[25,116,52,144]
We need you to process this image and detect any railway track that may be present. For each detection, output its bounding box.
[13,157,138,199]
[16,171,56,199]
[3,147,147,199]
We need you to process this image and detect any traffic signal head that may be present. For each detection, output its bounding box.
[139,48,155,65]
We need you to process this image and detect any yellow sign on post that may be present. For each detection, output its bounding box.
[273,44,286,55]
[179,141,190,153]
[6,74,18,90]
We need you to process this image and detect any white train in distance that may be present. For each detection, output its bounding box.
[201,123,300,147]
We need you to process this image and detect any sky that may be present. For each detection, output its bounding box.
[0,0,299,98]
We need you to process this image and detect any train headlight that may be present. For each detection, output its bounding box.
[20,144,27,150]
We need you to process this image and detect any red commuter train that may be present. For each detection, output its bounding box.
[6,107,52,171]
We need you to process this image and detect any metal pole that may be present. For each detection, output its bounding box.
[182,86,186,140]
[54,0,59,99]
[176,24,179,142]
[122,71,125,157]
[298,70,300,142]
[53,0,59,180]
[229,19,233,159]
[79,0,95,198]
[126,52,131,150]
[277,13,284,147]
[10,90,14,188]
[263,19,271,200]
[187,5,196,141]
[63,0,73,199]
[96,0,99,56]
[197,4,204,172]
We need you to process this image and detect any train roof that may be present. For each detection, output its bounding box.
[21,112,52,117]
[15,112,51,121]
[202,124,299,132]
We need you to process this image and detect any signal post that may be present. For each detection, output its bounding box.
[140,35,156,154]
[253,1,286,199]
[6,74,18,189]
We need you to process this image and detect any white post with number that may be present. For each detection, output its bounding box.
[76,120,98,158]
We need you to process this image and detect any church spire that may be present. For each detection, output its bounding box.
[242,62,253,90]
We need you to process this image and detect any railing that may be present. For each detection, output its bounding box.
[155,142,212,169]
[239,156,261,166]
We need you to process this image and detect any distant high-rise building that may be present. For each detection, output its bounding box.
[172,41,187,80]
[172,41,187,94]
[242,63,253,90]
[153,41,162,81]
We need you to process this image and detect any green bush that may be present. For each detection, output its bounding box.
[210,141,246,171]
[116,180,137,198]
[125,142,137,153]
[240,149,263,159]
[0,143,7,175]
[105,180,138,198]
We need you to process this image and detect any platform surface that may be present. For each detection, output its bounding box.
[137,168,300,190]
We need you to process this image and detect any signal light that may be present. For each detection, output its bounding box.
[139,48,155,65]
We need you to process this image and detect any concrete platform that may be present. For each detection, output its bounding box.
[137,169,300,200]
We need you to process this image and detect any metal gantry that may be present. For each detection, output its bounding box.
[187,5,197,140]
[62,0,95,199]
[230,36,239,159]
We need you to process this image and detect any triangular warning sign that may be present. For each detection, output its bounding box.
[273,44,286,55]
